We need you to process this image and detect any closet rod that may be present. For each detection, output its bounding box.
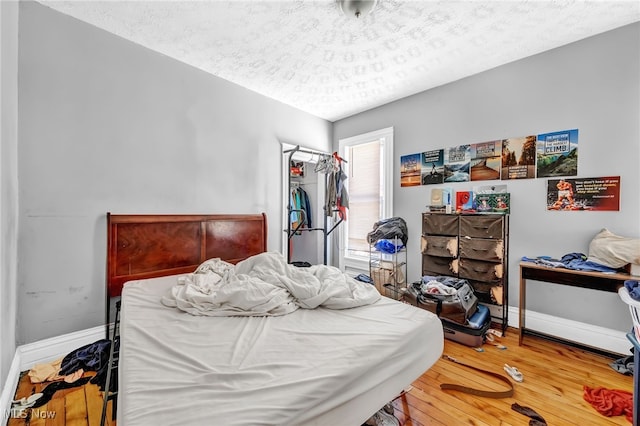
[284,145,348,163]
[283,145,323,157]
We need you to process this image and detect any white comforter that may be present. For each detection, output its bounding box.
[161,252,381,316]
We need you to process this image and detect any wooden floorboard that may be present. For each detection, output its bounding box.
[393,328,633,425]
[6,328,634,425]
[7,372,111,426]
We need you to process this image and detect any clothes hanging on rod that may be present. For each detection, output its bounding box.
[324,153,349,220]
[290,185,312,229]
[314,153,333,174]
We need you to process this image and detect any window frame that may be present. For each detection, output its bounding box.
[337,127,394,273]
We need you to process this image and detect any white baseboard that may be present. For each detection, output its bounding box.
[507,306,631,355]
[0,351,22,424]
[17,325,107,371]
[0,324,109,424]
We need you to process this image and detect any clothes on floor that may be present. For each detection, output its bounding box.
[31,377,91,408]
[28,357,64,383]
[583,385,633,423]
[511,403,547,426]
[28,358,88,384]
[609,354,635,376]
[60,339,110,375]
[60,338,113,391]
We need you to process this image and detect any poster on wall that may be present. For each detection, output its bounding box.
[444,145,471,183]
[501,135,536,180]
[421,149,445,185]
[536,129,578,178]
[400,153,421,187]
[546,176,620,211]
[470,141,501,181]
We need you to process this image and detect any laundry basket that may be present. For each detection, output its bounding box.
[619,285,640,426]
[618,285,640,342]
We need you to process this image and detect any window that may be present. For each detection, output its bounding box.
[338,127,394,272]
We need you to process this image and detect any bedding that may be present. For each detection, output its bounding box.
[108,213,444,425]
[161,252,381,316]
[119,273,444,425]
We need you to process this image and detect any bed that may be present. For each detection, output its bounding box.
[107,213,444,425]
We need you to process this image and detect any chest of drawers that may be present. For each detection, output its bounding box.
[422,213,509,332]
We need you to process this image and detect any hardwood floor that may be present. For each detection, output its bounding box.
[394,329,634,425]
[7,328,633,425]
[7,371,114,426]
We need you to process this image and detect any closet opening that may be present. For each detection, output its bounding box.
[281,143,346,266]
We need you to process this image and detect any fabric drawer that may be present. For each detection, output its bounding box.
[459,215,503,239]
[421,235,458,257]
[459,238,503,262]
[457,258,503,283]
[468,281,505,305]
[422,254,456,277]
[422,214,458,236]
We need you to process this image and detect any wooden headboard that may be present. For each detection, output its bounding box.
[106,213,267,299]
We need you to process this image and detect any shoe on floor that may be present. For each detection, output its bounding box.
[504,364,524,382]
[363,408,400,426]
[11,393,43,408]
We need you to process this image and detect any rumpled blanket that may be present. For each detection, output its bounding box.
[583,385,633,423]
[161,252,381,316]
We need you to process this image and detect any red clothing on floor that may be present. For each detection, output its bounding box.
[583,385,633,423]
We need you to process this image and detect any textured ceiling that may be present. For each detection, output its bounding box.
[38,1,640,121]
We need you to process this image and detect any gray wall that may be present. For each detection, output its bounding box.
[17,1,332,344]
[1,0,19,390]
[334,23,640,333]
[8,2,640,350]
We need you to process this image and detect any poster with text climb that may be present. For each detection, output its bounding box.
[536,129,579,178]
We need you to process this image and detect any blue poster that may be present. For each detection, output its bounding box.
[536,129,578,178]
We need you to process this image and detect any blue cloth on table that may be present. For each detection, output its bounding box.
[564,258,619,273]
[521,253,619,274]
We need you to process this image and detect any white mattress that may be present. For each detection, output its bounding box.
[118,275,443,425]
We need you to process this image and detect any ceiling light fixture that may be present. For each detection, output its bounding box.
[337,0,378,19]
